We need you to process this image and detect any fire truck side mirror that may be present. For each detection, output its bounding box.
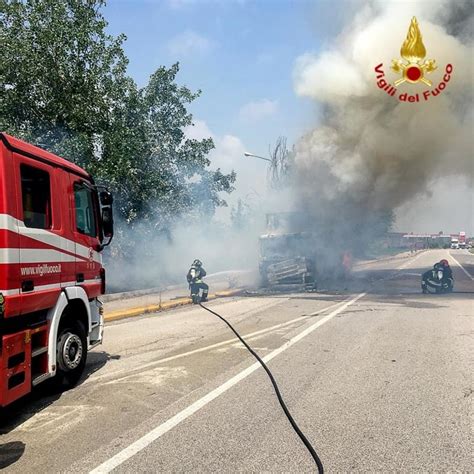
[99,191,113,206]
[102,207,114,238]
[98,190,114,245]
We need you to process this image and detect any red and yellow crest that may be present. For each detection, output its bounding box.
[391,17,437,86]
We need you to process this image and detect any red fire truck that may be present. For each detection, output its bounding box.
[0,133,113,407]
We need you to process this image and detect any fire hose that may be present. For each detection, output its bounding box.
[199,302,324,473]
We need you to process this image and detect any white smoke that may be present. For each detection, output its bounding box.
[106,121,266,292]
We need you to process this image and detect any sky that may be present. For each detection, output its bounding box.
[104,0,341,149]
[104,0,345,218]
[104,0,473,235]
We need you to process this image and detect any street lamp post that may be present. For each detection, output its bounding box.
[243,152,272,162]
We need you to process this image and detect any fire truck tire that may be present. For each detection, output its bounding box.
[56,320,87,388]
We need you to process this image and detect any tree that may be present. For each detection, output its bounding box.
[0,0,128,164]
[268,136,294,188]
[0,0,235,246]
[101,63,236,246]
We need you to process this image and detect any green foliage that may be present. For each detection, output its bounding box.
[0,0,235,247]
[0,0,127,155]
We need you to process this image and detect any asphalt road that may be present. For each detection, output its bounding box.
[1,249,473,472]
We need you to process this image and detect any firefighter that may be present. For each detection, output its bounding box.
[436,259,453,278]
[421,258,453,293]
[187,259,209,303]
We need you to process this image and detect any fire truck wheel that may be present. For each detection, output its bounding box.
[56,320,87,387]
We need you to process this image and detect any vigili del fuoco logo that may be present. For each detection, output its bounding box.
[374,17,453,102]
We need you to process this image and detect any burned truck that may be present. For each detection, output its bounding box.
[259,213,318,290]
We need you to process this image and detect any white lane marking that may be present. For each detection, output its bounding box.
[85,299,346,386]
[397,252,425,270]
[449,253,474,281]
[89,292,366,473]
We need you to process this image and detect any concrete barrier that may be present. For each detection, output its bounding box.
[104,288,243,323]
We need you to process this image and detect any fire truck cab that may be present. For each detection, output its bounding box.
[0,133,113,407]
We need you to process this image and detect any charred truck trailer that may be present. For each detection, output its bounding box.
[259,212,351,290]
[0,133,113,407]
[259,213,318,291]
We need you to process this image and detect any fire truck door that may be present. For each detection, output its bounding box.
[71,179,101,297]
[16,157,63,314]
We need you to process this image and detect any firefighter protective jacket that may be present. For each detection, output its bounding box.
[187,266,207,284]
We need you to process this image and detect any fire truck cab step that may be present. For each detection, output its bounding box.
[32,373,52,387]
[89,340,101,349]
[31,346,48,358]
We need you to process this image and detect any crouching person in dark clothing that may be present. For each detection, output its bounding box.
[421,259,454,294]
[187,259,209,303]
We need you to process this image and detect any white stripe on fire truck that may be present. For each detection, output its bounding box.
[34,279,100,291]
[0,279,101,296]
[0,214,102,264]
[0,248,76,264]
[0,288,19,296]
[0,248,20,263]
